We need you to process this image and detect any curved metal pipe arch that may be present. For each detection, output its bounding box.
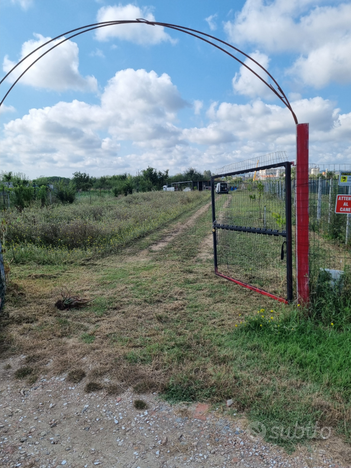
[0,19,298,124]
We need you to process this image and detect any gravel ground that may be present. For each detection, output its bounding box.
[1,356,350,468]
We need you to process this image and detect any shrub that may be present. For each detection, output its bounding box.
[55,182,76,204]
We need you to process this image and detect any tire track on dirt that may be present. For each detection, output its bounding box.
[148,201,212,252]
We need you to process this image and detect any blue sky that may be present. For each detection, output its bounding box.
[0,0,350,179]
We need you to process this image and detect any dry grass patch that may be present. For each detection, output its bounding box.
[67,369,86,383]
[133,399,148,410]
[84,382,103,393]
[14,366,34,379]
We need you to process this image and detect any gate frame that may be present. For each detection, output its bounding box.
[211,161,293,304]
[0,18,309,303]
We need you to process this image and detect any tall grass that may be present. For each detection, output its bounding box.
[2,191,208,264]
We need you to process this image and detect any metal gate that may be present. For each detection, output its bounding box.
[211,158,293,303]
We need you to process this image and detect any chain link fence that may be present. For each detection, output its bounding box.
[307,165,351,299]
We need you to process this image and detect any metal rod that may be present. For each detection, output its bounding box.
[213,223,286,237]
[328,178,332,224]
[215,271,288,304]
[212,161,293,180]
[0,20,298,124]
[317,177,322,221]
[285,162,293,302]
[211,176,218,270]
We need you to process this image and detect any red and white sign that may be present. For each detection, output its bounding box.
[335,195,351,214]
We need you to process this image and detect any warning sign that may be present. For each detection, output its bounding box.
[335,195,351,214]
[338,172,351,186]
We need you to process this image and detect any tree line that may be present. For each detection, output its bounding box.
[0,167,211,211]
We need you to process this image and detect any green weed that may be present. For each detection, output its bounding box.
[81,333,95,344]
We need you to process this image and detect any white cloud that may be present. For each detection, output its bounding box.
[205,14,218,31]
[288,41,351,88]
[0,69,188,176]
[2,34,98,92]
[90,48,105,59]
[193,100,203,115]
[224,1,351,88]
[0,104,15,115]
[11,0,33,10]
[232,51,273,99]
[100,69,187,143]
[1,66,351,176]
[182,96,351,165]
[95,4,175,45]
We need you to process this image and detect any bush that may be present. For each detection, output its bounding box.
[309,268,351,329]
[55,182,76,204]
[112,180,133,197]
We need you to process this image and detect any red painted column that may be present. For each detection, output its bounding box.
[296,123,309,304]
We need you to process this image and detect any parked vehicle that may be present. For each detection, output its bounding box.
[215,182,229,194]
[163,185,175,191]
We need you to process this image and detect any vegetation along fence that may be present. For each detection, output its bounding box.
[307,165,351,305]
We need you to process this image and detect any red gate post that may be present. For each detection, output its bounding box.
[296,123,310,304]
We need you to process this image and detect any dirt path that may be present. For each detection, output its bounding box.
[1,203,350,467]
[149,202,211,252]
[197,195,230,261]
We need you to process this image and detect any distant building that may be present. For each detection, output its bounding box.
[258,167,285,179]
[310,167,320,176]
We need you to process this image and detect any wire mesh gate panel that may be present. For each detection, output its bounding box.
[211,159,293,303]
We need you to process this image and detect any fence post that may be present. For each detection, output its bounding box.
[347,186,351,245]
[211,176,218,272]
[328,178,333,224]
[296,123,309,304]
[285,162,293,302]
[317,177,322,221]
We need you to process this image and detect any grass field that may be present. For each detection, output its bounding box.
[1,190,351,452]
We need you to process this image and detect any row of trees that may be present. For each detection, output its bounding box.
[0,167,212,210]
[70,167,210,194]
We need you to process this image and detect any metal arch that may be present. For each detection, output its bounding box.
[0,19,298,124]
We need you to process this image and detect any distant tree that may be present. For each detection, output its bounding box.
[110,174,128,182]
[11,185,34,212]
[325,170,338,180]
[183,167,203,182]
[33,176,49,186]
[47,176,71,185]
[55,180,76,204]
[1,172,29,186]
[142,167,169,190]
[2,172,12,182]
[133,175,153,192]
[94,176,113,192]
[112,179,134,197]
[203,170,211,180]
[232,177,243,184]
[38,185,48,207]
[72,172,94,191]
